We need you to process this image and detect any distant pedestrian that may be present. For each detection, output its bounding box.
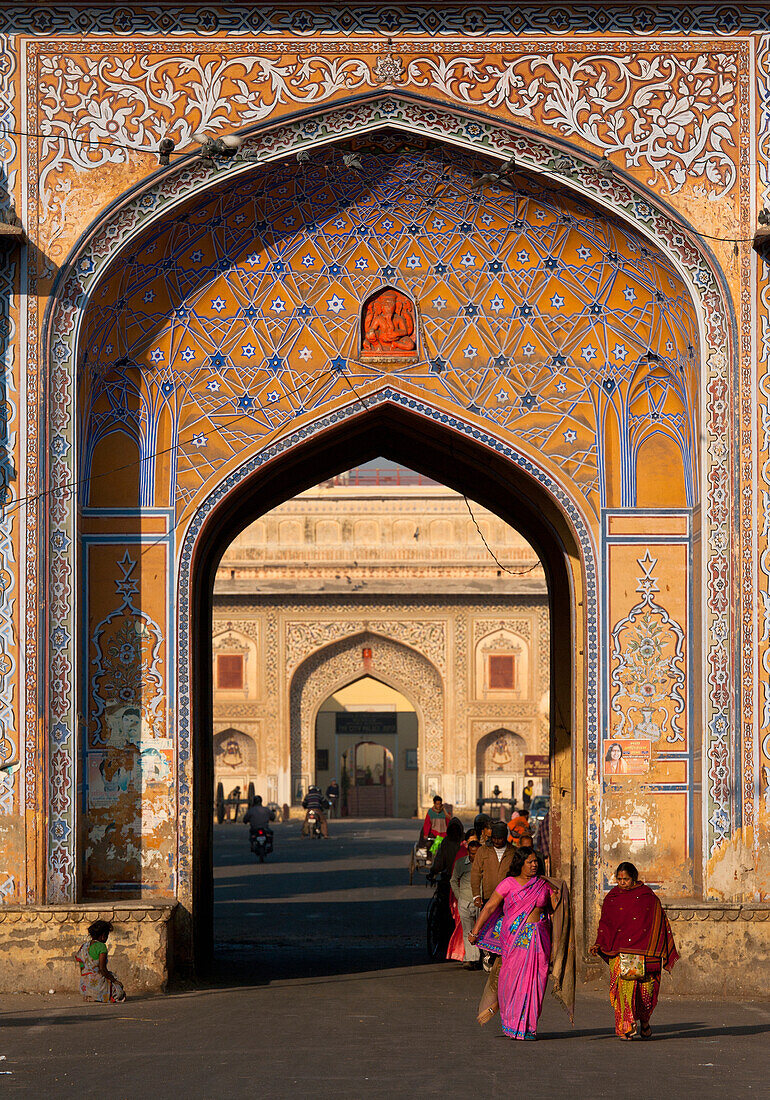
[325,778,340,818]
[522,781,533,811]
[228,785,242,821]
[508,808,533,846]
[74,920,126,1003]
[535,810,550,873]
[473,812,492,846]
[590,862,679,1039]
[422,794,450,839]
[429,817,465,881]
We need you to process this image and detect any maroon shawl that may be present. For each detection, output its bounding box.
[595,883,679,972]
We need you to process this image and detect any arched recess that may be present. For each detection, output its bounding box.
[289,631,444,801]
[475,727,528,800]
[360,285,419,359]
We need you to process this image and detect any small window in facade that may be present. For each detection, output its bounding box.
[217,654,244,690]
[488,654,516,691]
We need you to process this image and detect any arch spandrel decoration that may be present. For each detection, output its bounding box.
[289,630,445,788]
[43,96,732,909]
[76,137,700,521]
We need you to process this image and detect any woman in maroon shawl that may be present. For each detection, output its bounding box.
[590,862,679,1040]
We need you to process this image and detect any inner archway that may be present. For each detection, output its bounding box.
[316,678,418,819]
[290,634,442,813]
[190,401,585,973]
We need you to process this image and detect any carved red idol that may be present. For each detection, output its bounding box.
[362,288,417,356]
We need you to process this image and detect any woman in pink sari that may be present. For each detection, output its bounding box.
[469,847,559,1039]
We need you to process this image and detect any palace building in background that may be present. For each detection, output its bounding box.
[212,468,549,816]
[0,1,768,995]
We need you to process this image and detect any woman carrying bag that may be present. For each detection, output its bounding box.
[590,861,679,1040]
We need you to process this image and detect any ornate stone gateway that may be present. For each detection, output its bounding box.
[63,131,706,965]
[0,8,765,991]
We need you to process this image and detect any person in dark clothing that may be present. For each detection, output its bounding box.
[428,817,465,948]
[474,813,493,846]
[244,795,274,836]
[325,779,340,819]
[302,785,329,837]
[429,817,465,881]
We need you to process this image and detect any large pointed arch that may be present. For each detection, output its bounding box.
[39,91,733,979]
[288,630,444,796]
[181,393,592,970]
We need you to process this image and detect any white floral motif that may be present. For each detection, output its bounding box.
[406,51,738,197]
[34,48,738,232]
[36,51,373,222]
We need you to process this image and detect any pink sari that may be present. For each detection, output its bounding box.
[446,892,465,961]
[477,875,551,1039]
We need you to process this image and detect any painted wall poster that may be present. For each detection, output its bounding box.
[603,739,651,777]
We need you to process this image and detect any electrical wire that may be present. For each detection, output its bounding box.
[0,125,186,156]
[0,124,761,247]
[336,369,541,576]
[0,368,338,519]
[460,492,541,577]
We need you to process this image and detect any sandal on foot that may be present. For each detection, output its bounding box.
[640,1025,652,1040]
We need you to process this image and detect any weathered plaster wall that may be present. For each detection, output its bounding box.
[662,906,770,998]
[0,904,175,995]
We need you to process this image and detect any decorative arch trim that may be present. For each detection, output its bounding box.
[288,630,444,794]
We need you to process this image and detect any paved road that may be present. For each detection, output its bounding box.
[1,819,769,1098]
[212,817,428,982]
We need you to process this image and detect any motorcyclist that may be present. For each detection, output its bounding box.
[302,785,329,837]
[244,795,275,840]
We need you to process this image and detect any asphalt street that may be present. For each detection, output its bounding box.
[1,818,769,1098]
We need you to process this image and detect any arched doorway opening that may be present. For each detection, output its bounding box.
[315,677,418,818]
[213,729,258,821]
[290,634,442,821]
[190,400,585,972]
[346,742,395,817]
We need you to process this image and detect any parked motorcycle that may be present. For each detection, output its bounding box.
[250,827,274,863]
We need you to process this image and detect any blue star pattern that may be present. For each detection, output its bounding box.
[80,141,699,515]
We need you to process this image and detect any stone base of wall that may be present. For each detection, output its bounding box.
[1,900,767,996]
[659,903,770,998]
[0,903,176,995]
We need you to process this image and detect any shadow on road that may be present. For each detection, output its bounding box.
[212,818,437,985]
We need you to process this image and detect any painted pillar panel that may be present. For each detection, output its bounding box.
[603,514,693,893]
[83,538,174,898]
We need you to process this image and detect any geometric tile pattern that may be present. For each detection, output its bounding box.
[80,139,699,518]
[3,6,770,35]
